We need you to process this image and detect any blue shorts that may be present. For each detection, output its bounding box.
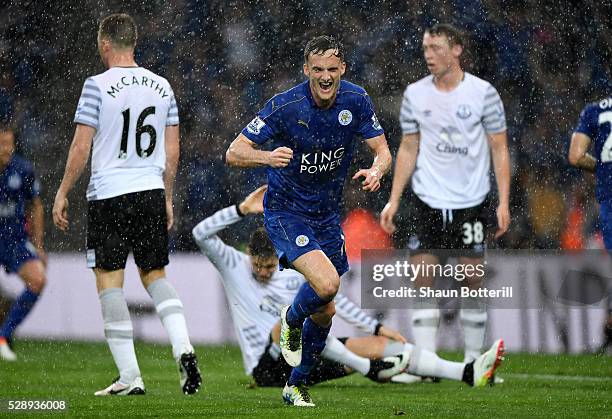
[0,237,39,274]
[600,201,612,251]
[264,211,349,276]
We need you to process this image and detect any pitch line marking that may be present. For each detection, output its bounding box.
[505,373,612,383]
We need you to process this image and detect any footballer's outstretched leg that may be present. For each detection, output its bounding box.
[378,339,505,387]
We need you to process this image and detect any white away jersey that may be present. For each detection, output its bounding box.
[399,73,506,209]
[192,205,378,375]
[74,67,179,201]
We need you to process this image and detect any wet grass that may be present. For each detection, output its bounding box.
[2,340,611,417]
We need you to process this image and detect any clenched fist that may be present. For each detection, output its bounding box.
[267,147,293,168]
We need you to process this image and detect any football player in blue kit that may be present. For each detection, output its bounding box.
[569,96,612,252]
[226,36,392,406]
[0,126,46,361]
[570,94,612,345]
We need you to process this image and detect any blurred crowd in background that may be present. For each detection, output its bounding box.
[1,0,611,252]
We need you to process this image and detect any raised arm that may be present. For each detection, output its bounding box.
[225,134,293,168]
[352,134,392,193]
[52,124,95,231]
[192,185,267,272]
[380,133,420,234]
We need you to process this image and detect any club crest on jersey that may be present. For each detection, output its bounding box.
[456,104,472,119]
[295,235,310,247]
[338,110,352,126]
[8,174,22,190]
[247,116,266,135]
[371,114,382,130]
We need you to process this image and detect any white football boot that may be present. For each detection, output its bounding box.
[0,339,17,362]
[473,338,505,387]
[279,305,302,367]
[282,383,315,407]
[94,376,146,396]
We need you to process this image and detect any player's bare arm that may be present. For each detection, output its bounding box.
[226,134,292,168]
[380,133,420,234]
[352,134,391,192]
[52,124,95,231]
[26,196,46,265]
[569,132,596,172]
[488,130,511,239]
[164,124,180,230]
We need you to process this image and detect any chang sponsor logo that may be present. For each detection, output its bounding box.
[436,143,468,155]
[437,127,467,156]
[299,147,345,174]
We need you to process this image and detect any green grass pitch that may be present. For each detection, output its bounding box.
[2,340,611,417]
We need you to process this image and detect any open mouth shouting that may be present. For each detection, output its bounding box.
[319,79,334,94]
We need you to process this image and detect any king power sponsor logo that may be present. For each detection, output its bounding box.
[300,147,345,174]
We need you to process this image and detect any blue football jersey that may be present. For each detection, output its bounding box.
[241,80,384,220]
[575,96,612,204]
[0,155,40,240]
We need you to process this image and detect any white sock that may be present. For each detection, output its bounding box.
[99,288,141,384]
[322,335,370,375]
[147,278,193,360]
[460,307,487,362]
[383,340,405,357]
[411,308,440,352]
[405,343,465,381]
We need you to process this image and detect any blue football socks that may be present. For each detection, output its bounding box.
[0,288,40,340]
[286,282,329,328]
[287,318,331,386]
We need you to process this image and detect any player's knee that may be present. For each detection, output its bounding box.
[322,301,335,318]
[318,277,339,301]
[20,261,46,294]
